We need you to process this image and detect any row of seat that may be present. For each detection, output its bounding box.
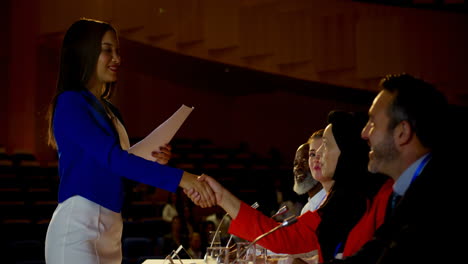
[0,138,279,175]
[0,201,57,224]
[3,237,164,264]
[1,200,173,223]
[0,139,290,264]
[0,219,172,264]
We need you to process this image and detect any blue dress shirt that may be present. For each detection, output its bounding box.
[393,153,431,197]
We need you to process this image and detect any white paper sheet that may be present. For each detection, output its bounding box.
[128,104,194,161]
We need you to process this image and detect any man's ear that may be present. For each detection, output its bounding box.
[393,120,412,146]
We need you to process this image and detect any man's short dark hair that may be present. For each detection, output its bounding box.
[380,73,448,149]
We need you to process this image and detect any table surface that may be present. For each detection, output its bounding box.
[143,259,205,264]
[142,256,318,264]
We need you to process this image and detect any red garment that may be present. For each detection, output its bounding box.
[229,202,322,256]
[342,179,393,257]
[228,179,393,262]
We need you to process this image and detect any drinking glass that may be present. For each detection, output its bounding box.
[236,242,256,264]
[254,245,267,264]
[208,231,222,247]
[206,246,229,264]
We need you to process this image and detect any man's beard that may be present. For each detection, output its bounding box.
[369,135,399,174]
[293,173,320,195]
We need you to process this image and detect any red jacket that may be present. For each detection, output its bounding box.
[228,179,393,262]
[342,179,393,257]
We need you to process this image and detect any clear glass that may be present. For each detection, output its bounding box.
[254,245,267,264]
[236,242,256,264]
[206,246,229,264]
[208,231,222,247]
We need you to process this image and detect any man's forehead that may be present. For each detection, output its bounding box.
[370,91,392,115]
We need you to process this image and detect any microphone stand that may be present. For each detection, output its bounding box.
[237,215,298,260]
[225,202,260,248]
[210,213,229,247]
[164,244,193,264]
[205,202,260,262]
[225,204,287,249]
[164,245,184,264]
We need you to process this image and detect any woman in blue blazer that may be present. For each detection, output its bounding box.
[44,18,215,264]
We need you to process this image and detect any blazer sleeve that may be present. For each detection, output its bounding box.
[53,91,183,191]
[229,202,321,255]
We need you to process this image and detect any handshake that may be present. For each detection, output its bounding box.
[180,173,222,209]
[151,145,220,208]
[180,171,242,221]
[151,145,237,214]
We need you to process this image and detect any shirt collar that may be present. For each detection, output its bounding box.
[393,153,431,196]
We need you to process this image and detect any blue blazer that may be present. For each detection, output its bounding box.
[53,90,183,212]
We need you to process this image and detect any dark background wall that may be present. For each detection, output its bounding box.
[2,0,467,166]
[33,36,374,166]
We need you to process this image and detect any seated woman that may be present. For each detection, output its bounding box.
[189,111,393,263]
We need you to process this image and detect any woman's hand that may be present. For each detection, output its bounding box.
[151,144,172,165]
[180,172,216,208]
[185,174,241,218]
[197,174,224,205]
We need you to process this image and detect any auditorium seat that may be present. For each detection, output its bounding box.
[0,188,24,202]
[122,237,154,264]
[0,174,21,189]
[0,202,32,222]
[6,239,44,263]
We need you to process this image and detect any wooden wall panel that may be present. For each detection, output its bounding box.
[145,0,177,39]
[9,0,468,161]
[400,10,468,89]
[413,0,435,3]
[34,0,468,104]
[84,0,113,23]
[112,0,149,32]
[39,0,113,35]
[239,3,276,58]
[39,0,76,34]
[0,0,11,148]
[8,0,39,154]
[276,10,319,65]
[317,12,357,72]
[355,13,403,79]
[176,0,204,45]
[203,0,239,50]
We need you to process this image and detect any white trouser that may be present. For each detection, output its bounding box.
[45,195,123,264]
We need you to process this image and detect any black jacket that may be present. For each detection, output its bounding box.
[326,152,466,264]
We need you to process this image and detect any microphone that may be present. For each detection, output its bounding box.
[170,245,183,259]
[164,245,185,264]
[270,205,289,219]
[171,245,186,259]
[225,202,260,248]
[237,215,298,260]
[164,244,193,264]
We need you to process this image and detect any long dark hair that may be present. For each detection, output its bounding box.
[316,111,389,261]
[46,18,117,149]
